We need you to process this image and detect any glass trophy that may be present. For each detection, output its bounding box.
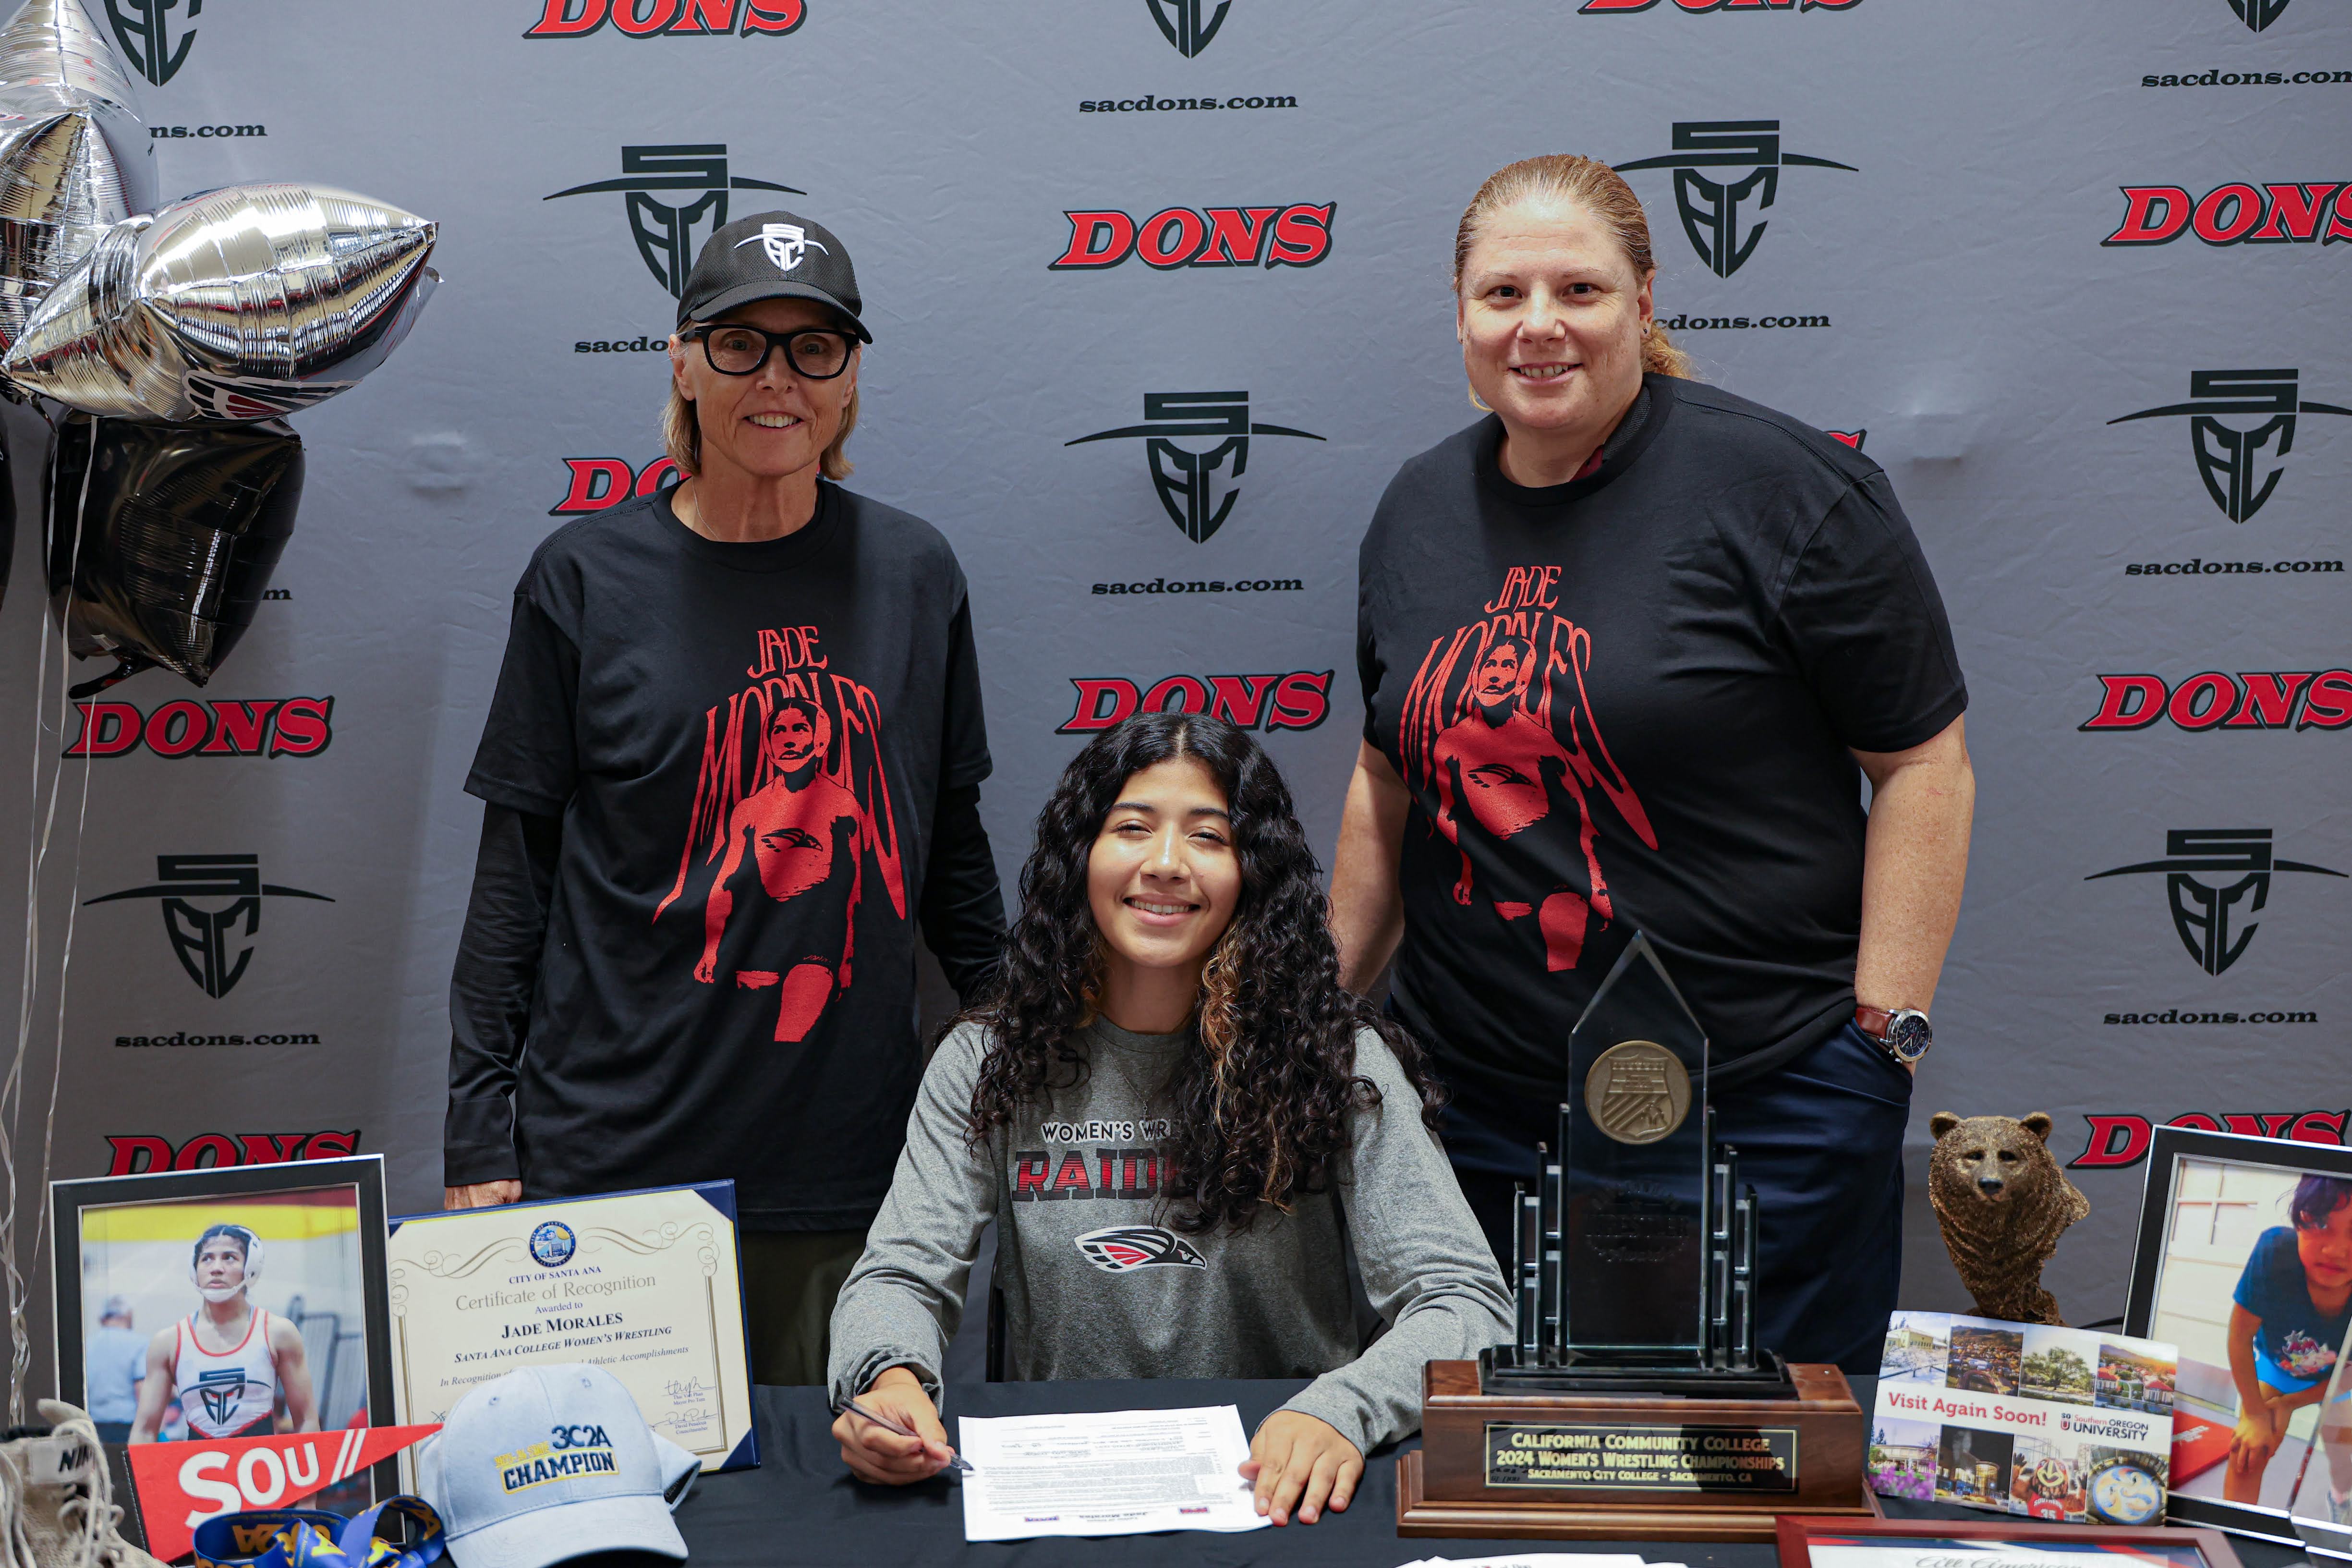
[1482,930,1788,1395]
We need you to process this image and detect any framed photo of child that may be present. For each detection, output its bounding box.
[2124,1126,2352,1546]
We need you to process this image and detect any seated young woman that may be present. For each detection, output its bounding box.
[827,712,1512,1525]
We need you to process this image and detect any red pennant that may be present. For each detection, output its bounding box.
[127,1424,440,1564]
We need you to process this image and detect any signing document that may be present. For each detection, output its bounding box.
[957,1404,1270,1541]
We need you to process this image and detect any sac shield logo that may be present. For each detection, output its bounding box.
[739,221,824,272]
[1616,121,1855,277]
[546,146,805,297]
[1146,0,1230,55]
[85,855,332,998]
[1074,1226,1207,1274]
[1067,391,1322,542]
[2085,828,2346,975]
[2230,0,2290,31]
[2109,369,2352,523]
[105,0,199,85]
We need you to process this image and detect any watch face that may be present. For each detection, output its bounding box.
[2088,1459,2162,1524]
[1887,1011,1932,1061]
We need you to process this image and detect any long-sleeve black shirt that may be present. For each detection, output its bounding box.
[443,483,1006,1229]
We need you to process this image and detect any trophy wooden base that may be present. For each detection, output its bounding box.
[1396,1359,1882,1543]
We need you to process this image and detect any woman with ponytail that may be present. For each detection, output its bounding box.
[1331,156,1974,1374]
[828,713,1510,1526]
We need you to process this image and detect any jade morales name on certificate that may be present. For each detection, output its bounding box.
[386,1181,757,1471]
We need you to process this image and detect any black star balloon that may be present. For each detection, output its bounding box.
[2,182,437,422]
[0,0,156,353]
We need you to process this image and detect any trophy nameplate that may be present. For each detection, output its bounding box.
[1400,934,1877,1541]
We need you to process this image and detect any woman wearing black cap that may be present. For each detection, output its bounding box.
[442,211,1006,1385]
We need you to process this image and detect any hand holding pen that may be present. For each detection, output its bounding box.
[832,1367,971,1482]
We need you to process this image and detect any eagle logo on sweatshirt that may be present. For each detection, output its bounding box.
[1074,1226,1207,1274]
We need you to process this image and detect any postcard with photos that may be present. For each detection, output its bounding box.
[1871,1310,2178,1525]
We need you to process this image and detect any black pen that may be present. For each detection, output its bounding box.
[843,1398,975,1474]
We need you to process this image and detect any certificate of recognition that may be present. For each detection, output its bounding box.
[386,1181,756,1471]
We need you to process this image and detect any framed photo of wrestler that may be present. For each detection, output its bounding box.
[2124,1126,2352,1550]
[51,1156,395,1514]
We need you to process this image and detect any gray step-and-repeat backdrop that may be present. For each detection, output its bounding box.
[0,0,2344,1375]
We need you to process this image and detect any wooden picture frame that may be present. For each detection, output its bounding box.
[1777,1513,2246,1568]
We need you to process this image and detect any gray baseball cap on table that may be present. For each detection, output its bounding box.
[676,209,869,341]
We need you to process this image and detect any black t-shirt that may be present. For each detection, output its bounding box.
[1357,375,1965,1115]
[462,483,992,1229]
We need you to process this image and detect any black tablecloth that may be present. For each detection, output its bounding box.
[675,1377,2308,1568]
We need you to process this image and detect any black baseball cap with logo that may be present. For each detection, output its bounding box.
[675,210,870,341]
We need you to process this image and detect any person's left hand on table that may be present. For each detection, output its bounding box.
[1239,1410,1362,1526]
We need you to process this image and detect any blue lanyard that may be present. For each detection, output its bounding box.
[191,1498,445,1568]
[190,1511,349,1568]
[339,1496,448,1568]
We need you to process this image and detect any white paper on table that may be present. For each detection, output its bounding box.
[956,1404,1272,1541]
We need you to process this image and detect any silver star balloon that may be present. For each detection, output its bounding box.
[0,0,155,352]
[1,183,438,421]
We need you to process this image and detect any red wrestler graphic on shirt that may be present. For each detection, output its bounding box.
[694,698,865,1042]
[657,623,907,1045]
[1399,567,1657,974]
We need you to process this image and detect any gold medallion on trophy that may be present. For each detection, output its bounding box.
[1584,1039,1691,1145]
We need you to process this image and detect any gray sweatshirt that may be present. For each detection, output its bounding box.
[828,1018,1514,1455]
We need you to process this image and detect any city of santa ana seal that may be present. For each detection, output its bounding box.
[1584,1039,1691,1146]
[529,1221,578,1267]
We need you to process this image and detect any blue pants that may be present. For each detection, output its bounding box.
[1443,1021,1912,1374]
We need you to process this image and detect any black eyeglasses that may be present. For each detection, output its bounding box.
[681,323,857,379]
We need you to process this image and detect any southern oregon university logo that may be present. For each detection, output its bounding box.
[1615,122,1854,277]
[2110,369,2351,522]
[524,0,806,36]
[1067,391,1321,542]
[1145,0,1231,55]
[2086,828,2345,975]
[105,0,200,85]
[2080,669,2352,732]
[85,854,333,998]
[2104,182,2351,246]
[2229,0,2290,30]
[546,146,804,297]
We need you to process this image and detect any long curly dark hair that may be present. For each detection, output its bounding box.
[963,712,1444,1234]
